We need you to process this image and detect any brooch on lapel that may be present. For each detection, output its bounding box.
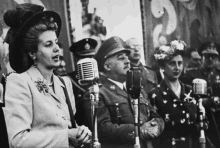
[184,90,196,104]
[34,78,49,93]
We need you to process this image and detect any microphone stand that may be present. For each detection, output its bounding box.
[127,67,141,148]
[133,96,140,148]
[89,78,101,148]
[198,97,206,148]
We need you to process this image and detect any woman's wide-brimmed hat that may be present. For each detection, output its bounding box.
[4,3,61,73]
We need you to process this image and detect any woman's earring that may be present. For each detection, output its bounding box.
[33,57,38,67]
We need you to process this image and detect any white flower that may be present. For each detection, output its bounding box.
[160,45,170,52]
[171,40,186,50]
[154,40,186,61]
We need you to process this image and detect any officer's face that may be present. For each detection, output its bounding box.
[104,52,130,80]
[127,39,142,62]
[163,55,183,81]
[203,54,218,68]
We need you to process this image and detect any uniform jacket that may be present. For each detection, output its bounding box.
[180,68,220,147]
[67,71,90,126]
[83,79,164,148]
[130,63,158,94]
[148,80,205,148]
[3,66,76,148]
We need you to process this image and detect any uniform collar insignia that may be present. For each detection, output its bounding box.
[110,85,116,90]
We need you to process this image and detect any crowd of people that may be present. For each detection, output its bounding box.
[0,3,220,148]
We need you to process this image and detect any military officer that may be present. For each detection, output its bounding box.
[125,38,158,94]
[67,38,98,126]
[181,42,220,91]
[181,41,220,147]
[83,36,164,148]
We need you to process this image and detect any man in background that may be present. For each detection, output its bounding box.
[181,41,220,147]
[67,38,98,126]
[53,43,67,76]
[185,47,202,70]
[125,37,158,94]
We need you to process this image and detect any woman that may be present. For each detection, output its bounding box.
[3,3,91,148]
[148,40,211,148]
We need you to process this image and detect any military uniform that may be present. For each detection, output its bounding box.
[130,63,158,94]
[67,71,87,126]
[180,41,220,147]
[67,38,98,126]
[84,79,164,148]
[181,67,220,147]
[82,36,165,148]
[148,80,201,148]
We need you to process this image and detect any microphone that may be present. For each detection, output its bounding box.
[192,78,207,148]
[76,58,99,86]
[192,78,207,99]
[126,66,141,99]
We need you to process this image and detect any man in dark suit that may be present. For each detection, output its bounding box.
[67,38,98,126]
[83,36,164,148]
[125,38,158,94]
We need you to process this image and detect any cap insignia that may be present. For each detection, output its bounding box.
[85,43,90,50]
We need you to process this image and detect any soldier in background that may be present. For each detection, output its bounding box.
[67,38,98,126]
[125,38,158,94]
[185,47,202,71]
[53,43,67,76]
[181,42,220,94]
[180,47,202,84]
[181,41,220,147]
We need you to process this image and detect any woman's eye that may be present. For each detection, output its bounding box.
[45,42,52,47]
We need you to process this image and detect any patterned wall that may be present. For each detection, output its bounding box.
[140,0,220,67]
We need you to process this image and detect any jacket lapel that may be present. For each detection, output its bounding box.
[26,66,62,102]
[160,80,179,101]
[53,76,65,101]
[105,79,128,98]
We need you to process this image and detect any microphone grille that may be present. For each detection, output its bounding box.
[76,58,99,81]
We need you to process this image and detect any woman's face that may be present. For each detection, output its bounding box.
[36,30,60,69]
[163,55,183,81]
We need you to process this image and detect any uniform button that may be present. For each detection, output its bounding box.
[140,120,143,124]
[57,104,61,108]
[78,94,82,97]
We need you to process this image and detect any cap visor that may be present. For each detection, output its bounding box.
[104,48,130,59]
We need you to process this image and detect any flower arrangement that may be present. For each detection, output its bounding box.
[154,40,186,61]
[34,78,49,93]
